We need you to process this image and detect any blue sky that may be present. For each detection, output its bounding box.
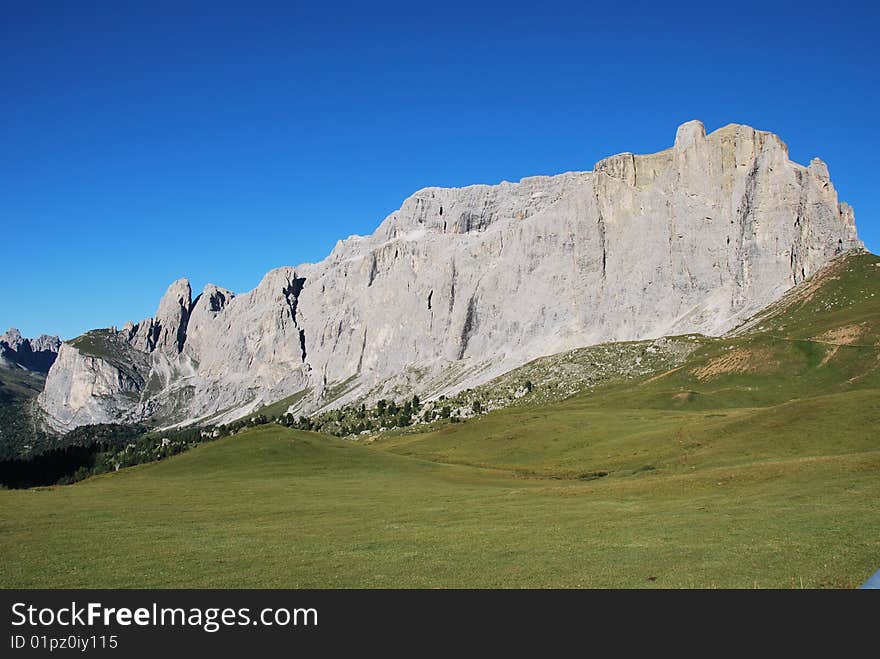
[2,1,878,339]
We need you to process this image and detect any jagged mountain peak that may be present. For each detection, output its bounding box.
[0,328,61,373]
[157,278,192,313]
[674,118,707,148]
[1,328,23,342]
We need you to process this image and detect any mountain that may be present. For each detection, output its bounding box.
[5,248,879,588]
[37,120,862,432]
[0,328,60,373]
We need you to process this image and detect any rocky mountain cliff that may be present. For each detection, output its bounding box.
[38,121,862,431]
[0,329,60,373]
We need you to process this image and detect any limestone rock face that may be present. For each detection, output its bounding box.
[0,328,61,373]
[184,284,235,361]
[38,121,863,431]
[36,336,151,428]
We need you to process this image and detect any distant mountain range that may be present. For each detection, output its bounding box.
[0,328,60,373]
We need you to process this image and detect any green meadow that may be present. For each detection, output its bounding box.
[1,251,878,588]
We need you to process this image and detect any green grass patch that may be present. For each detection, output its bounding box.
[0,414,877,588]
[252,388,311,419]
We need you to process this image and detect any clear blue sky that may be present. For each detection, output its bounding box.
[2,1,878,339]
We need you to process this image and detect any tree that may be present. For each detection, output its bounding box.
[411,394,420,409]
[525,380,533,393]
[472,400,482,414]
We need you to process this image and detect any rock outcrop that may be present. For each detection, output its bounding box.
[38,121,863,431]
[0,329,61,373]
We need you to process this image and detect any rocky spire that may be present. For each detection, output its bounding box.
[152,278,192,354]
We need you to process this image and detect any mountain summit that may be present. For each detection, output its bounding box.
[0,329,60,373]
[38,121,862,431]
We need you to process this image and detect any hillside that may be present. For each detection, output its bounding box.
[0,369,48,460]
[1,250,877,588]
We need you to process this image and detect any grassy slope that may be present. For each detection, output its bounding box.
[1,425,875,588]
[1,251,878,588]
[0,367,45,405]
[0,368,47,458]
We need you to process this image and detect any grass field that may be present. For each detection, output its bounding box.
[1,251,878,588]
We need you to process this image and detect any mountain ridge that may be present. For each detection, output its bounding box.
[37,120,862,432]
[0,328,60,373]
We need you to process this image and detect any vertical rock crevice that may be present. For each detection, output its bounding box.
[367,254,378,287]
[357,328,367,373]
[282,275,308,363]
[731,158,761,303]
[448,262,457,314]
[299,329,308,362]
[457,293,478,360]
[596,204,607,279]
